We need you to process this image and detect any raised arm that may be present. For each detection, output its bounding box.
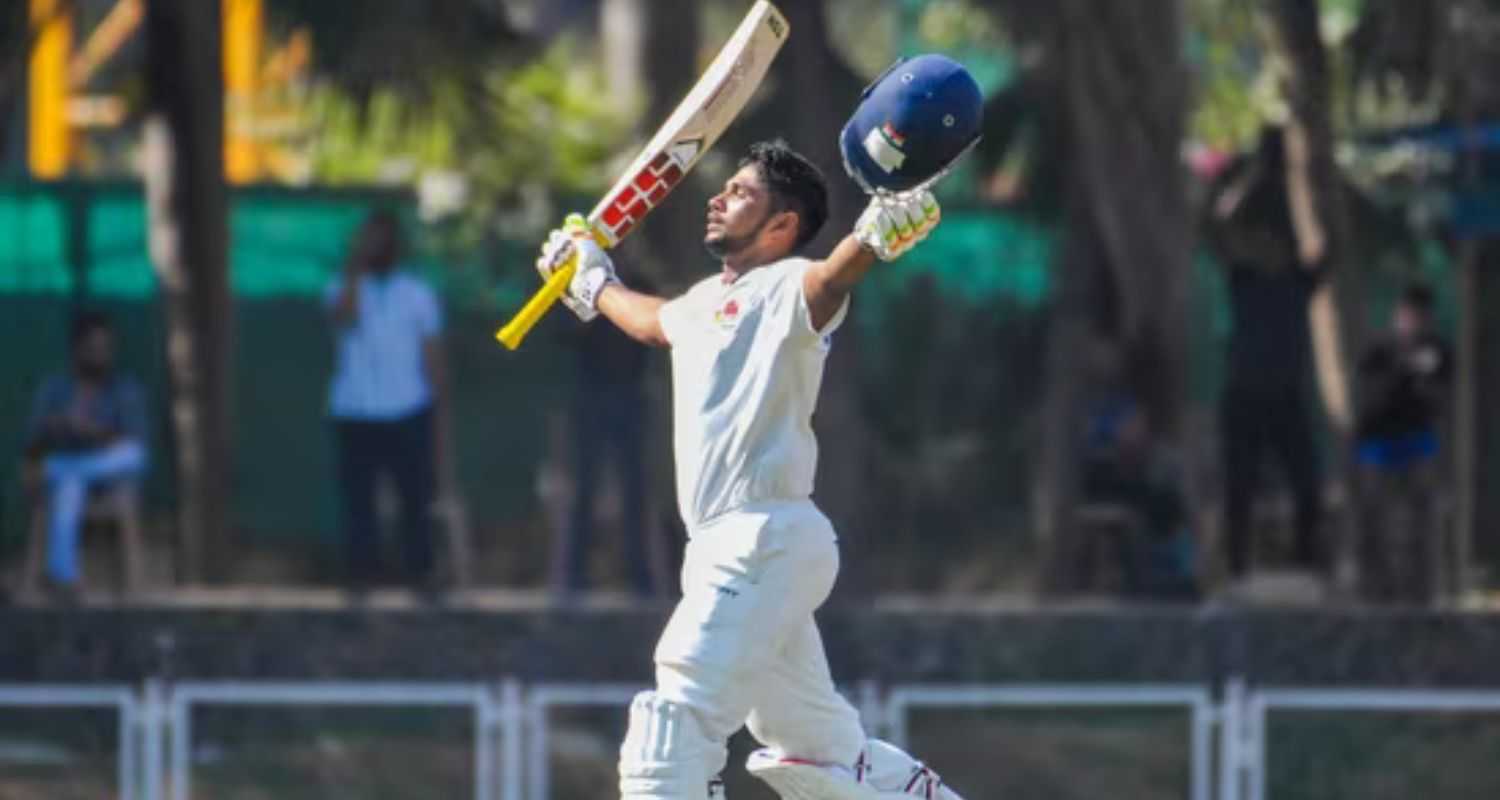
[597,284,670,348]
[803,234,877,333]
[1282,123,1328,269]
[803,191,942,330]
[329,259,363,327]
[330,220,383,327]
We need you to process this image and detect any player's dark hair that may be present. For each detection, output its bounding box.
[1401,282,1435,316]
[69,309,113,347]
[741,139,828,251]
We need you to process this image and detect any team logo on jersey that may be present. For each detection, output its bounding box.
[713,298,741,328]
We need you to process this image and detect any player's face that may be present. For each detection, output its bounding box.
[704,165,778,259]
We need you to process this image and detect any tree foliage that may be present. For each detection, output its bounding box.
[263,1,632,242]
[303,40,632,216]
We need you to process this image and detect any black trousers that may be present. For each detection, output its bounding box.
[334,407,435,583]
[1221,384,1323,576]
[1356,459,1440,604]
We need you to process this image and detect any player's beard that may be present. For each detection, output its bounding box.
[704,207,774,260]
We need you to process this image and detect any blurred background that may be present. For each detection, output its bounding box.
[6,0,1500,798]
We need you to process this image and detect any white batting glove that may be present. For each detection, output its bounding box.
[536,214,618,322]
[855,190,941,261]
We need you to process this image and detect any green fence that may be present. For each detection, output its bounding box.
[0,183,577,562]
[17,180,1466,585]
[0,182,1058,566]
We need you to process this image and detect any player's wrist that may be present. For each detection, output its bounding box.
[572,265,617,311]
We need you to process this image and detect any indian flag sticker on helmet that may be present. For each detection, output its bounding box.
[840,54,982,192]
[863,122,907,173]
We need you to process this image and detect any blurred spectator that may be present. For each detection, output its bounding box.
[22,311,148,599]
[326,210,449,597]
[1354,282,1451,603]
[1211,131,1326,580]
[1081,393,1197,598]
[552,272,655,601]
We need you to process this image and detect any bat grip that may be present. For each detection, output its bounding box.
[496,255,578,350]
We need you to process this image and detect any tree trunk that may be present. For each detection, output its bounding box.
[1444,0,1495,598]
[0,1,29,164]
[635,0,700,289]
[144,0,233,583]
[1453,238,1478,596]
[1263,0,1360,588]
[1035,190,1101,592]
[1036,0,1192,591]
[1470,241,1500,574]
[1265,0,1358,433]
[599,0,644,115]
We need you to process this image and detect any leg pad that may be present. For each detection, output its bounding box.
[619,691,726,800]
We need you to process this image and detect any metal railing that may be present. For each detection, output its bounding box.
[5,677,1500,799]
[164,681,513,800]
[524,683,644,800]
[0,684,139,800]
[1238,687,1500,800]
[885,683,1216,800]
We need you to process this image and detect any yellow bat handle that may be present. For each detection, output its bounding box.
[495,255,577,350]
[496,223,611,350]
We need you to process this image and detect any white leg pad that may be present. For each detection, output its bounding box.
[619,691,726,800]
[747,740,966,800]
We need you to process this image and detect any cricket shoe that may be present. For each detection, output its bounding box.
[747,740,964,800]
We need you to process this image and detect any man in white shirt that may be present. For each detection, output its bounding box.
[326,210,449,596]
[536,140,962,800]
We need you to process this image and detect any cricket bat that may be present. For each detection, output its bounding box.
[496,1,789,350]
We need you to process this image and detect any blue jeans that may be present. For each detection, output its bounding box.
[42,441,147,584]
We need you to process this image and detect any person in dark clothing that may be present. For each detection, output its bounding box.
[1210,130,1327,579]
[552,273,655,600]
[1354,282,1451,603]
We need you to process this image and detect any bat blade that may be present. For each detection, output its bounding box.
[497,1,788,350]
[587,0,788,246]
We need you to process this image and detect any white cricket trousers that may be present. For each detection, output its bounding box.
[653,499,866,770]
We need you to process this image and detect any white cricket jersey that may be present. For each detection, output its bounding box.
[658,257,849,530]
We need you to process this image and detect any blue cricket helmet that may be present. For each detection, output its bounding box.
[840,54,983,194]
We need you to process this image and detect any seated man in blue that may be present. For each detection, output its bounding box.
[24,311,148,593]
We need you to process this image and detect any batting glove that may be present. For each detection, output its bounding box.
[855,190,941,262]
[536,214,618,322]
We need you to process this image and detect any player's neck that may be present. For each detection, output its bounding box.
[718,246,783,283]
